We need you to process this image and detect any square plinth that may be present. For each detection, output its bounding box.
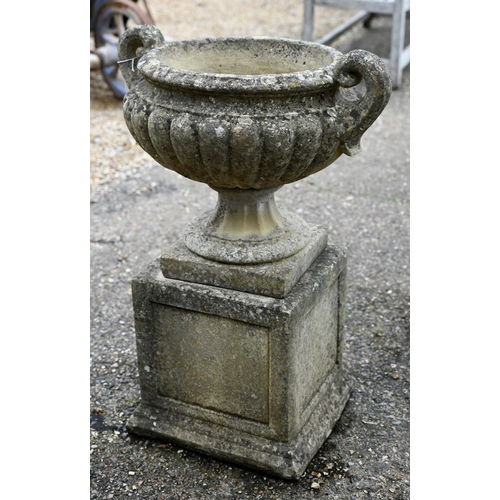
[160,225,328,298]
[127,245,353,479]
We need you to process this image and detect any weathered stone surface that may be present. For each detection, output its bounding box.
[154,304,270,422]
[118,25,392,264]
[128,246,353,479]
[118,26,392,191]
[117,25,391,478]
[182,187,323,264]
[160,225,327,297]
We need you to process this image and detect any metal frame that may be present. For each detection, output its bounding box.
[302,0,410,88]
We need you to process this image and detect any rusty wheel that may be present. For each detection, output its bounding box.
[94,0,154,98]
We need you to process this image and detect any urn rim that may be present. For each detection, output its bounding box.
[136,36,344,94]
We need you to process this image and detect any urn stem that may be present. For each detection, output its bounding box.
[210,187,283,241]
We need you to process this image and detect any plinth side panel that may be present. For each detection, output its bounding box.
[152,303,270,423]
[295,279,338,417]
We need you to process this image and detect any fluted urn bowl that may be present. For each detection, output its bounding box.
[118,25,391,264]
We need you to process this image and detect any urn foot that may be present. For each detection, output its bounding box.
[183,186,317,265]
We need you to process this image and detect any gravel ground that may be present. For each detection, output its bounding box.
[90,2,410,499]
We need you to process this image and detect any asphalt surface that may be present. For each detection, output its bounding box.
[90,20,410,500]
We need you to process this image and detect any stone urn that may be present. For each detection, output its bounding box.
[118,25,392,479]
[118,25,391,265]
